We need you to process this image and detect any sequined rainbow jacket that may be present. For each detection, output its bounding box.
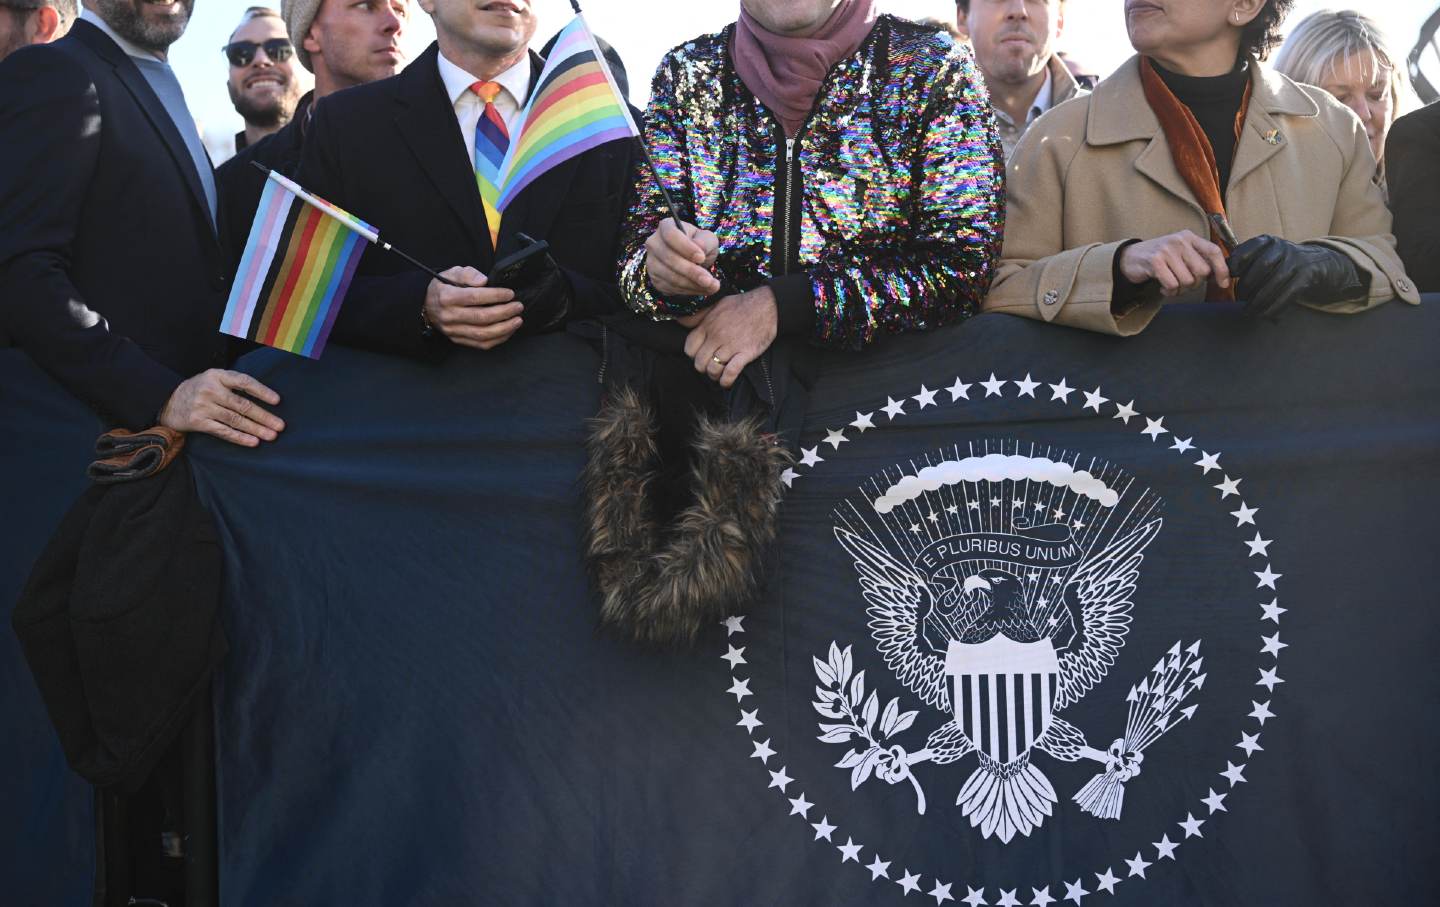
[619,15,1004,350]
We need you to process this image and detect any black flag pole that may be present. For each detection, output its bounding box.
[570,0,686,233]
[249,162,462,287]
[634,137,689,234]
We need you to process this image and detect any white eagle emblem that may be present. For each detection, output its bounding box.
[818,452,1203,843]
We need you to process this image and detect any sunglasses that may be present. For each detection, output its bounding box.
[222,38,295,68]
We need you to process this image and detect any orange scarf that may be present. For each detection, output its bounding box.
[1139,57,1252,301]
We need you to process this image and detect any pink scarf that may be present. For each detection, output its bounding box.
[731,0,878,137]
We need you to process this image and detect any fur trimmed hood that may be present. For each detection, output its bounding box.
[582,386,792,646]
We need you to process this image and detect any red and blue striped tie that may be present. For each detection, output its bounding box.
[470,80,509,249]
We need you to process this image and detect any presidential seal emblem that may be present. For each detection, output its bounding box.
[823,451,1193,843]
[717,374,1287,904]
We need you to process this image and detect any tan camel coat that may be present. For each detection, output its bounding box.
[983,55,1420,335]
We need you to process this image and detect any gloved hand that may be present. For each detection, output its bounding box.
[88,427,186,484]
[1226,235,1367,318]
[508,247,573,335]
[490,233,573,335]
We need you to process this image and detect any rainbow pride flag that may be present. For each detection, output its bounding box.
[221,171,376,358]
[493,14,639,216]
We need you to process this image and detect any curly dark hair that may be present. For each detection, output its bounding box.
[1241,0,1296,61]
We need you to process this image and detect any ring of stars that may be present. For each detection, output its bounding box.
[721,374,1288,903]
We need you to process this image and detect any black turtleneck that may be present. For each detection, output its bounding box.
[1152,59,1250,198]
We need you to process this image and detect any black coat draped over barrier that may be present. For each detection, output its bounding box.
[4,299,1438,905]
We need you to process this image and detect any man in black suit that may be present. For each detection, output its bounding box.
[0,3,289,899]
[1385,102,1440,294]
[0,0,285,447]
[297,0,632,358]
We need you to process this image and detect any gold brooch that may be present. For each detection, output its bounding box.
[1263,129,1282,145]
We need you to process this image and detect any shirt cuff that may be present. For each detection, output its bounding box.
[1111,240,1157,315]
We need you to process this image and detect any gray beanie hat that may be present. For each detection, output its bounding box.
[282,0,322,72]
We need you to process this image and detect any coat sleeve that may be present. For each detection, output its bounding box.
[1385,110,1440,294]
[617,53,694,321]
[802,43,1004,350]
[296,99,437,359]
[0,48,184,427]
[981,104,1160,336]
[1304,106,1420,311]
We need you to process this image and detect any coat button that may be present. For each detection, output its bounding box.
[1397,278,1412,293]
[1043,289,1059,306]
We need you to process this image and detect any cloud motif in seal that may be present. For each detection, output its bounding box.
[872,454,1120,514]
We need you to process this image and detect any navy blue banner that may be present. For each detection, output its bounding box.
[195,302,1438,905]
[4,300,1439,905]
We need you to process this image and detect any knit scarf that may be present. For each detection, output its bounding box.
[1139,57,1253,301]
[731,0,877,138]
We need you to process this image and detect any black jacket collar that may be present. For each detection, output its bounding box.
[388,42,577,260]
[390,43,490,255]
[69,19,217,241]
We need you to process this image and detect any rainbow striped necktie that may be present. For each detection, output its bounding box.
[470,80,510,249]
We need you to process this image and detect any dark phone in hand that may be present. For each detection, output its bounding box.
[489,239,551,289]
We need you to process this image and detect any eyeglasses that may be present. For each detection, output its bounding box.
[222,38,295,68]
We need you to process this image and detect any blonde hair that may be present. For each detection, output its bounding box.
[1273,10,1411,121]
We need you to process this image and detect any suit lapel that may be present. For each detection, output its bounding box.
[1228,108,1287,194]
[497,156,583,254]
[73,21,216,239]
[392,45,490,262]
[1089,56,1203,217]
[1229,64,1317,191]
[1133,136,1205,217]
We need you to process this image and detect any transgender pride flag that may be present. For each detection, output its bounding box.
[221,169,375,358]
[493,14,639,215]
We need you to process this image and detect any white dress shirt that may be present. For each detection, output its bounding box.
[994,64,1062,159]
[436,52,532,170]
[1031,66,1054,120]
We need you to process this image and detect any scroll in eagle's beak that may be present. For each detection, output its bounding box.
[962,575,992,593]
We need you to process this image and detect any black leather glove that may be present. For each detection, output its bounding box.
[510,249,573,335]
[1226,235,1367,318]
[491,234,573,335]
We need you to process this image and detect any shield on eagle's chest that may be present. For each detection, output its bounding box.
[945,637,1060,765]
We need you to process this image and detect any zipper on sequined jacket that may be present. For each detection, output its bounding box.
[764,104,813,412]
[766,123,810,411]
[772,126,805,281]
[761,26,886,406]
[765,24,882,285]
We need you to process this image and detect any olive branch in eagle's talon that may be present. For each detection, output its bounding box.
[813,642,929,815]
